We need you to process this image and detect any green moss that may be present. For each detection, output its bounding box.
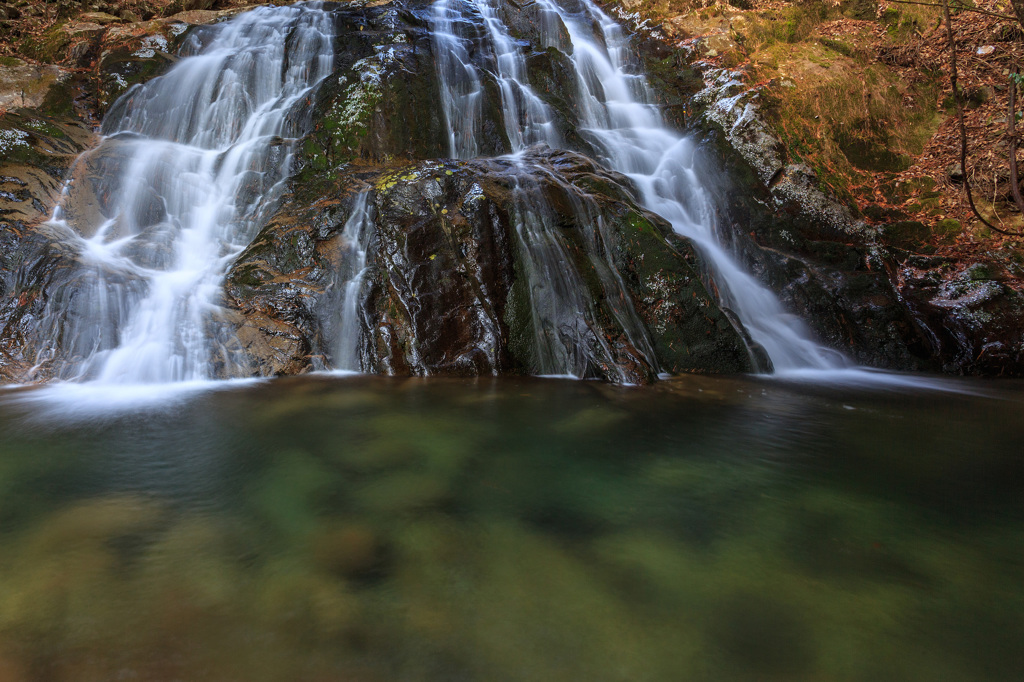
[0,126,43,167]
[818,37,855,58]
[841,0,879,21]
[882,220,929,248]
[228,262,270,290]
[19,23,71,63]
[37,79,78,119]
[624,208,662,238]
[966,263,991,281]
[838,134,911,173]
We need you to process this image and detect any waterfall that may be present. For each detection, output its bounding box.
[551,0,846,371]
[45,3,334,383]
[431,0,847,373]
[430,0,657,378]
[333,193,375,372]
[24,0,845,386]
[431,0,485,159]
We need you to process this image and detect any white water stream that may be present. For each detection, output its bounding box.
[432,0,847,373]
[554,0,846,371]
[46,3,334,383]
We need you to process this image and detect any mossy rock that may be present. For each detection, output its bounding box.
[19,23,73,63]
[838,134,911,173]
[881,220,929,249]
[610,208,753,374]
[96,49,178,114]
[0,112,96,222]
[936,218,961,244]
[293,11,451,194]
[227,149,754,382]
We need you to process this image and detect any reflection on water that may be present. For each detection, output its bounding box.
[0,375,1021,681]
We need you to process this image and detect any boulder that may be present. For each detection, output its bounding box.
[0,59,71,111]
[224,149,754,382]
[0,111,99,382]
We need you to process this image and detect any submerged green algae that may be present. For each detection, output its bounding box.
[0,375,1020,681]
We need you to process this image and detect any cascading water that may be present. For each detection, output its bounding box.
[25,0,846,387]
[431,0,847,373]
[548,0,845,371]
[332,193,375,372]
[44,3,334,383]
[432,0,656,379]
[505,170,631,381]
[432,0,485,159]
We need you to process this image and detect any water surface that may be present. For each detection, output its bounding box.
[0,375,1020,681]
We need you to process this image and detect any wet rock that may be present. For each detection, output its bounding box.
[294,4,484,179]
[0,112,96,225]
[693,69,787,187]
[0,219,148,383]
[223,309,312,378]
[496,0,573,53]
[225,149,753,382]
[0,59,71,110]
[80,11,122,25]
[95,44,177,115]
[895,259,1024,375]
[57,136,133,237]
[0,112,111,382]
[523,46,592,152]
[299,33,448,171]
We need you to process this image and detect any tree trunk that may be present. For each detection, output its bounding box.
[1012,0,1024,29]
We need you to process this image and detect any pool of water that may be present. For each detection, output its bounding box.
[0,373,1020,681]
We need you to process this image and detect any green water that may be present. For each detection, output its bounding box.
[0,374,1020,681]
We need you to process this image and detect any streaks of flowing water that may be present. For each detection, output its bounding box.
[432,0,847,372]
[47,3,335,383]
[333,194,375,372]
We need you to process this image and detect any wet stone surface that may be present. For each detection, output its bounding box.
[225,149,752,382]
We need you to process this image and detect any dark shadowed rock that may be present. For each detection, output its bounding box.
[224,149,753,382]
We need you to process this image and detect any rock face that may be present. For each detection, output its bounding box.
[0,0,755,384]
[0,113,99,381]
[224,150,753,382]
[643,49,1024,375]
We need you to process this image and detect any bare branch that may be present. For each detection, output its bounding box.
[942,0,1023,236]
[886,0,1017,21]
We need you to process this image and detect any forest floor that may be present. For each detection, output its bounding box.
[608,0,1024,278]
[0,0,281,55]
